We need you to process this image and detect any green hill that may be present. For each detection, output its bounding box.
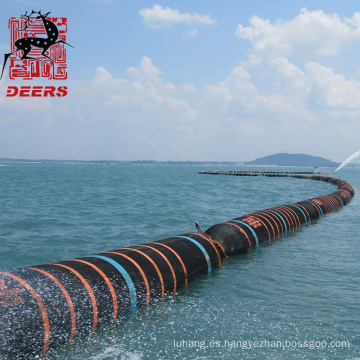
[246,153,338,167]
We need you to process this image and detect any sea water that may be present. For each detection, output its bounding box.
[0,163,359,360]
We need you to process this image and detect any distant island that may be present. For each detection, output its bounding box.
[0,153,341,167]
[245,153,339,167]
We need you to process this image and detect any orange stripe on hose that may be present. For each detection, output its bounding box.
[149,242,188,286]
[136,244,177,293]
[263,210,284,235]
[255,211,281,237]
[223,222,252,249]
[328,195,341,210]
[316,197,331,213]
[280,206,298,229]
[257,211,282,237]
[253,215,272,242]
[187,232,222,266]
[341,189,352,202]
[275,207,294,231]
[326,195,341,210]
[125,248,165,297]
[323,196,334,212]
[304,200,322,217]
[320,197,331,213]
[332,194,344,207]
[53,263,98,332]
[106,251,151,303]
[251,212,276,242]
[245,214,272,243]
[0,272,50,356]
[294,204,311,225]
[284,206,301,228]
[27,267,76,343]
[273,207,293,231]
[318,197,330,213]
[70,259,118,323]
[321,195,338,211]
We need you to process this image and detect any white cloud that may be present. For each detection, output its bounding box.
[0,74,53,124]
[203,63,315,126]
[127,56,162,82]
[185,28,199,38]
[139,4,216,29]
[3,7,360,162]
[242,53,262,69]
[305,61,360,109]
[71,57,198,129]
[93,67,113,83]
[269,57,310,101]
[204,66,258,108]
[2,13,360,163]
[271,57,305,82]
[180,83,197,93]
[235,8,360,58]
[226,8,360,160]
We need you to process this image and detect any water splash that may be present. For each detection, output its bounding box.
[335,150,360,172]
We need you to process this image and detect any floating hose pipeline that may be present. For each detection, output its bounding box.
[0,171,354,359]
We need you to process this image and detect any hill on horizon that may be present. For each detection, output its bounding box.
[245,153,339,167]
[0,153,343,167]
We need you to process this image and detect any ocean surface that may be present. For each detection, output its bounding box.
[0,163,359,360]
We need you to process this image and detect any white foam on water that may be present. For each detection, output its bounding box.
[88,346,143,360]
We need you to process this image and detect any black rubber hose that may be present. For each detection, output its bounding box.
[205,174,354,255]
[0,173,354,359]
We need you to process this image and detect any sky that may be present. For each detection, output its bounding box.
[0,0,360,162]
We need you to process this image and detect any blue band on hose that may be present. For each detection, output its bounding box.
[268,210,288,236]
[323,196,335,212]
[176,236,212,273]
[291,205,308,225]
[231,220,259,247]
[309,200,324,216]
[331,194,343,208]
[91,254,137,312]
